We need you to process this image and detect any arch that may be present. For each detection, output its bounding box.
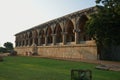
[78,15,89,41]
[78,15,88,32]
[46,27,52,44]
[65,19,75,42]
[40,29,45,44]
[54,23,62,43]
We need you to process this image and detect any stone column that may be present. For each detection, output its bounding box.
[52,34,56,45]
[45,36,48,46]
[75,32,80,44]
[74,29,80,44]
[38,36,41,46]
[32,38,36,46]
[62,32,67,45]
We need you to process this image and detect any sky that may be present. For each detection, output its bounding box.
[0,0,96,47]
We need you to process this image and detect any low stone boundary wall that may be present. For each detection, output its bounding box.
[15,41,97,60]
[15,47,33,56]
[37,44,97,60]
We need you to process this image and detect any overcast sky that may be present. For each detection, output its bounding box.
[0,0,96,47]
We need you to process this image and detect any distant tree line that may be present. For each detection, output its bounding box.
[0,42,14,53]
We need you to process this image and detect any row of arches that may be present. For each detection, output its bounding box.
[15,15,90,47]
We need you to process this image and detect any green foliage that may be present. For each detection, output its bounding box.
[0,47,7,53]
[4,42,14,51]
[86,0,120,46]
[0,42,14,53]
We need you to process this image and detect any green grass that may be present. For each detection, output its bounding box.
[0,56,120,80]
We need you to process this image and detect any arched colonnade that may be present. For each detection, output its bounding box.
[15,14,90,47]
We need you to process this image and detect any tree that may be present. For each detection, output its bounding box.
[85,0,120,60]
[0,47,7,53]
[4,42,14,51]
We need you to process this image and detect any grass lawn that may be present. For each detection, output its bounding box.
[0,56,120,80]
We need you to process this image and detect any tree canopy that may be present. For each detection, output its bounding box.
[86,0,120,46]
[85,0,120,60]
[0,42,14,53]
[4,42,13,51]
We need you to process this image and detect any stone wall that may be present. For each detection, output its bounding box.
[15,40,98,60]
[15,47,33,56]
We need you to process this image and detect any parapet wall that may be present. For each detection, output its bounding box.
[15,40,98,60]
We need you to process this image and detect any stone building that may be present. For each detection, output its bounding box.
[15,7,98,60]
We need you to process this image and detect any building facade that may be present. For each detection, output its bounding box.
[15,7,98,60]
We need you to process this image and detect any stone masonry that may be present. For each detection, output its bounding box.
[15,7,98,60]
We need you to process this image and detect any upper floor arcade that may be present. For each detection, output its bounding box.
[15,7,96,47]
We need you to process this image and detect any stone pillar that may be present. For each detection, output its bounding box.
[52,34,56,45]
[75,32,80,44]
[45,36,48,46]
[38,36,41,46]
[62,32,67,45]
[74,29,80,44]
